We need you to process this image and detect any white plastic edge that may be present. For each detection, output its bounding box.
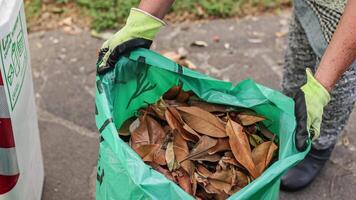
[131,8,167,26]
[0,0,22,39]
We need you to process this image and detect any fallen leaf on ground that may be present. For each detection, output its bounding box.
[191,40,208,47]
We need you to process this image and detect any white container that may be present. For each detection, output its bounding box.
[0,0,44,199]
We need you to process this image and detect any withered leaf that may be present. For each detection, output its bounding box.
[182,135,217,162]
[208,138,231,155]
[173,130,194,176]
[252,141,278,174]
[245,125,257,135]
[189,100,228,113]
[196,164,213,178]
[259,124,275,140]
[182,124,201,140]
[190,153,221,162]
[192,172,197,196]
[177,106,226,138]
[208,168,234,194]
[176,90,191,102]
[163,86,181,100]
[165,107,199,142]
[131,115,166,147]
[118,117,136,136]
[226,119,259,179]
[129,118,140,134]
[175,169,193,195]
[146,115,166,144]
[238,113,266,126]
[166,142,176,171]
[221,152,240,167]
[164,99,188,107]
[204,183,222,194]
[249,134,264,147]
[134,144,160,162]
[150,99,167,120]
[235,170,249,188]
[153,148,167,165]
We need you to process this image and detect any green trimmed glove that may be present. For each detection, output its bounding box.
[97,8,165,74]
[294,69,330,151]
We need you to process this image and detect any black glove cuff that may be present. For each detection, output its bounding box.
[97,38,152,75]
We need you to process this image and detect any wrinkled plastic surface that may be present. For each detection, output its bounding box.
[95,48,311,200]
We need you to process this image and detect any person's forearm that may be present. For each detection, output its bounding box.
[315,1,356,92]
[138,0,175,19]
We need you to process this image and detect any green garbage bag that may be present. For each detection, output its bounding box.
[95,48,311,200]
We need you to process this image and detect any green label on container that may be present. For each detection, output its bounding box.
[0,9,28,111]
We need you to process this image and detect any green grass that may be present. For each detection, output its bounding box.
[25,0,290,32]
[25,0,42,19]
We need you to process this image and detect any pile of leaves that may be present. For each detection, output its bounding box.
[119,86,278,199]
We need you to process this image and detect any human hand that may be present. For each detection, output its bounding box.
[97,8,165,74]
[294,69,330,151]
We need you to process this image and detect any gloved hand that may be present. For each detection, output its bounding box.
[294,69,330,151]
[97,8,165,74]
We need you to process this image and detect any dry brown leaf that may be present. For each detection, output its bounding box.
[182,135,217,162]
[208,169,233,194]
[163,86,181,100]
[259,124,275,140]
[196,164,213,178]
[182,124,201,139]
[192,172,198,196]
[204,184,222,194]
[175,169,193,195]
[191,153,221,162]
[228,186,242,195]
[249,134,264,148]
[164,99,189,107]
[189,100,228,113]
[166,142,176,171]
[182,59,197,70]
[118,117,136,136]
[163,52,182,63]
[150,99,167,120]
[226,119,259,178]
[130,115,150,147]
[238,113,266,126]
[235,170,249,188]
[173,130,194,176]
[221,152,240,167]
[252,141,278,174]
[208,138,231,154]
[165,107,199,142]
[146,115,166,144]
[134,144,160,162]
[153,148,167,165]
[176,90,191,102]
[177,106,226,138]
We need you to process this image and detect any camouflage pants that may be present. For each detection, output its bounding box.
[282,14,356,150]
